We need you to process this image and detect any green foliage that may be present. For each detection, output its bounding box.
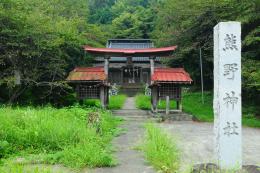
[0,0,107,105]
[0,106,121,168]
[141,123,180,173]
[0,163,52,173]
[183,92,214,122]
[83,94,127,110]
[108,94,127,110]
[152,0,260,105]
[84,99,101,108]
[135,94,150,110]
[182,91,260,127]
[135,94,176,110]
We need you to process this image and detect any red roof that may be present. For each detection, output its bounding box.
[66,67,106,81]
[151,68,192,83]
[84,46,177,57]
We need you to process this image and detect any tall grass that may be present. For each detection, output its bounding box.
[0,106,121,168]
[141,123,180,173]
[83,94,127,110]
[108,94,127,110]
[183,92,260,127]
[135,94,176,110]
[0,163,52,173]
[182,92,213,122]
[135,92,260,128]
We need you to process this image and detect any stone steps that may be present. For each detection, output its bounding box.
[112,109,150,116]
[112,109,193,121]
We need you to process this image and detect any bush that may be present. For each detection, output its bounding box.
[0,106,121,168]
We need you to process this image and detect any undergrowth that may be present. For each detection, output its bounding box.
[83,94,127,110]
[135,92,260,128]
[141,123,180,173]
[135,94,176,110]
[0,162,52,173]
[0,106,122,168]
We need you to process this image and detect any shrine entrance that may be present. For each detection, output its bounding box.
[122,66,141,84]
[67,44,193,111]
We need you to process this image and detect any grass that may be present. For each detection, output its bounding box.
[0,162,52,173]
[182,92,213,122]
[0,106,122,169]
[183,92,260,128]
[108,94,127,110]
[135,94,176,110]
[134,92,260,128]
[83,94,127,110]
[140,123,180,173]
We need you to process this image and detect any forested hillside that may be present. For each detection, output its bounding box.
[0,0,259,111]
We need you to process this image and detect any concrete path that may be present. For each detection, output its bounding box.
[89,97,155,173]
[122,97,136,109]
[159,121,260,168]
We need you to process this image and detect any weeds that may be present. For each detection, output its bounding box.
[0,106,121,168]
[83,94,127,110]
[141,123,180,173]
[135,94,176,110]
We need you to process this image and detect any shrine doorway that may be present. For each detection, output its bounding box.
[122,66,141,84]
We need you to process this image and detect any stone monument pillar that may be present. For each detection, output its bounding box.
[214,22,242,169]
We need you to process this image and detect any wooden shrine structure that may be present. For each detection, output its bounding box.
[67,39,192,111]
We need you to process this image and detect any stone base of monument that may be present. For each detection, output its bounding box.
[192,163,260,173]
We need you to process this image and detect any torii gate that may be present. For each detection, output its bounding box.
[67,45,192,111]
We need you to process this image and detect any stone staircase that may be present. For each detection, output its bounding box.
[112,109,153,121]
[113,97,193,121]
[112,109,193,121]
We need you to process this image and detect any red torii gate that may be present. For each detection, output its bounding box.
[67,45,192,111]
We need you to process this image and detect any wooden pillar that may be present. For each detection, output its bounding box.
[105,86,109,107]
[151,86,158,113]
[100,85,105,108]
[176,87,182,111]
[149,56,155,77]
[179,87,182,111]
[104,56,110,76]
[140,68,143,83]
[106,87,109,108]
[120,68,123,84]
[166,96,170,115]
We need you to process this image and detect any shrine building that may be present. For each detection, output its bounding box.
[67,39,192,112]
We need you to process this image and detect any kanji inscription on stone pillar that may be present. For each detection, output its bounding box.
[213,22,242,169]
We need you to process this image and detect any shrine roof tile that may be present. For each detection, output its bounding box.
[152,68,192,83]
[66,67,106,81]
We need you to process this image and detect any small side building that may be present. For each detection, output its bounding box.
[66,67,110,108]
[150,68,192,113]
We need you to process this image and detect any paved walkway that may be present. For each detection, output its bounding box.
[89,97,155,173]
[159,121,260,168]
[122,97,136,109]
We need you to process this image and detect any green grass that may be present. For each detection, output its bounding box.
[141,123,180,173]
[135,94,176,110]
[183,92,260,128]
[182,92,213,122]
[108,94,127,110]
[0,106,122,169]
[134,92,260,128]
[0,162,52,173]
[83,94,127,110]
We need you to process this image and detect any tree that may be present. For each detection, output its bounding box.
[0,0,107,105]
